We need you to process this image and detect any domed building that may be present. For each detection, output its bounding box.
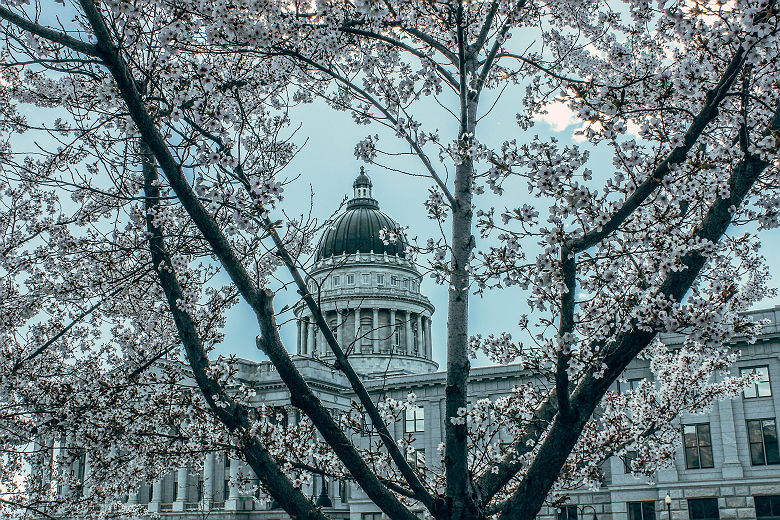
[294,169,437,377]
[42,169,780,520]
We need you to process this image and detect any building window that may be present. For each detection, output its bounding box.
[347,274,355,285]
[362,273,370,284]
[362,513,382,520]
[332,275,340,287]
[755,495,780,520]
[391,276,399,286]
[557,505,578,520]
[683,423,714,469]
[196,477,204,502]
[393,321,401,347]
[688,498,720,520]
[403,278,410,289]
[408,448,425,468]
[741,366,772,398]
[172,475,178,502]
[377,274,384,285]
[406,406,425,433]
[747,418,780,466]
[622,450,638,473]
[628,501,655,520]
[618,378,643,393]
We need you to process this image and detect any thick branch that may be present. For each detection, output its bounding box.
[75,3,417,518]
[0,6,99,57]
[569,45,747,253]
[141,145,326,520]
[555,250,576,417]
[499,99,780,520]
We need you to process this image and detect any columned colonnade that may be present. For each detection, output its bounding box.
[297,308,433,358]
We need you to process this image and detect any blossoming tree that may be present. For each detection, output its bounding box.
[1,0,779,519]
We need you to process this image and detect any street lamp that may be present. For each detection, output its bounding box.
[580,504,598,520]
[665,493,673,520]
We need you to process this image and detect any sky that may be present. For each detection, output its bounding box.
[215,92,780,366]
[9,1,780,367]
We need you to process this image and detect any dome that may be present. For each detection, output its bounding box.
[315,170,408,261]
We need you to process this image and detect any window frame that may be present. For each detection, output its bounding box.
[755,495,780,520]
[628,500,656,520]
[405,406,425,433]
[618,378,643,394]
[622,450,638,473]
[741,366,772,398]
[683,423,714,469]
[688,497,720,520]
[557,505,578,520]
[747,418,780,466]
[362,273,371,285]
[332,275,340,287]
[347,274,355,285]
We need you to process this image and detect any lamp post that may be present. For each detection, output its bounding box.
[580,504,598,520]
[665,493,673,520]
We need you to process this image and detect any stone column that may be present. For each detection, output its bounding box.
[425,317,432,358]
[306,317,315,356]
[718,398,744,478]
[353,309,361,351]
[406,312,414,354]
[298,320,305,355]
[372,308,379,353]
[203,453,215,508]
[148,479,163,512]
[81,451,91,498]
[338,311,345,348]
[58,434,71,498]
[416,314,423,355]
[173,466,188,510]
[390,309,397,352]
[226,458,241,510]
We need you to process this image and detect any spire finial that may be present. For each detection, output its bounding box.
[353,166,373,200]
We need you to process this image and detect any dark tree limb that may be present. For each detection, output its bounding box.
[141,144,327,520]
[0,6,99,57]
[498,99,780,520]
[71,3,419,519]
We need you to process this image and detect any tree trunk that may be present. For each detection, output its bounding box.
[445,54,479,520]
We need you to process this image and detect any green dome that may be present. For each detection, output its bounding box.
[315,170,408,261]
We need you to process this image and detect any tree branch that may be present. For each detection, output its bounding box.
[0,5,99,57]
[74,3,418,519]
[498,97,780,520]
[568,44,747,253]
[140,144,327,520]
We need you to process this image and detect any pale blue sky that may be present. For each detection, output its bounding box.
[217,95,780,366]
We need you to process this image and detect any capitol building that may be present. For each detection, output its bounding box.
[56,171,780,520]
